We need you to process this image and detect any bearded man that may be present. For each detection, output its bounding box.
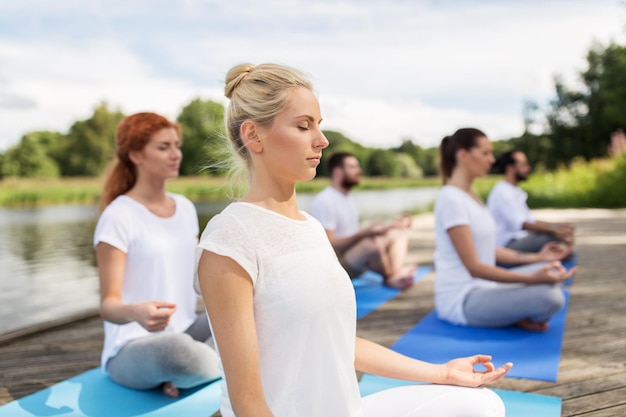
[309,152,416,290]
[487,150,575,252]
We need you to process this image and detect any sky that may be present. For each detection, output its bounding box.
[0,0,624,152]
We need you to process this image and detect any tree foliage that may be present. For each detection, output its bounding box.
[1,132,61,178]
[55,102,125,176]
[177,98,226,176]
[517,41,626,169]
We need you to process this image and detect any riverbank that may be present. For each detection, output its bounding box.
[0,176,442,207]
[2,208,626,416]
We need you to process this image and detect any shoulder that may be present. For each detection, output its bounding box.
[100,196,136,220]
[435,186,468,215]
[437,185,462,202]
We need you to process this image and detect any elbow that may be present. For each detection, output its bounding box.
[464,262,483,277]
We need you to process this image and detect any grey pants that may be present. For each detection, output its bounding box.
[505,232,557,253]
[106,314,221,390]
[463,264,566,327]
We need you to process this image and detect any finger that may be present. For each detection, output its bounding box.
[482,362,513,384]
[470,354,492,364]
[480,361,495,372]
[155,301,177,309]
[564,266,578,279]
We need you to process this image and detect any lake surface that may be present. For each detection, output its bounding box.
[0,187,438,335]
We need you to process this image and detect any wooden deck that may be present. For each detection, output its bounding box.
[1,208,625,416]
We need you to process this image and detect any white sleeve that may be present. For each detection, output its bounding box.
[196,213,259,285]
[436,189,470,231]
[488,186,528,232]
[93,204,132,253]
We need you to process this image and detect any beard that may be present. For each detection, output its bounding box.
[515,171,529,182]
[341,177,360,190]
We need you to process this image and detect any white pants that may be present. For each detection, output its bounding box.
[362,385,505,417]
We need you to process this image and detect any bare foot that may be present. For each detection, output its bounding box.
[162,382,180,398]
[385,264,417,290]
[515,319,550,332]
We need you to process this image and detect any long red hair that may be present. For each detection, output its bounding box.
[99,112,182,211]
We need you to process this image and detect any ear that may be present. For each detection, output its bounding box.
[128,149,142,165]
[456,148,468,163]
[240,120,263,154]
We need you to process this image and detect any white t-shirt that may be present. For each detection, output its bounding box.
[434,186,499,325]
[93,194,199,369]
[486,180,536,247]
[308,186,359,238]
[195,202,362,417]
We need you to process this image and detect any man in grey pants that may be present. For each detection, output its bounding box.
[487,150,575,253]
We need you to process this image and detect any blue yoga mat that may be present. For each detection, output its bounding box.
[353,265,433,319]
[358,374,561,417]
[390,290,570,382]
[0,368,222,417]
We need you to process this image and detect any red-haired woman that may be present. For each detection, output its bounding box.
[94,112,219,397]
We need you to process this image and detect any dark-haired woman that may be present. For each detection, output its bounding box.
[434,128,575,332]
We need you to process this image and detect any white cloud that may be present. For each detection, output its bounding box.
[0,0,624,151]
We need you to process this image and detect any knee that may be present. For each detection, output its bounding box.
[154,334,206,371]
[534,286,566,316]
[545,286,566,312]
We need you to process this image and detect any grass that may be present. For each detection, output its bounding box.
[0,176,441,208]
[2,155,625,208]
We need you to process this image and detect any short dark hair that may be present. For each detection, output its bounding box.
[495,150,518,174]
[327,152,355,175]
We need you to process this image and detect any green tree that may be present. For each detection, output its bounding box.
[544,41,626,168]
[365,149,399,177]
[317,130,368,177]
[176,98,226,176]
[394,152,423,178]
[1,133,61,178]
[393,139,439,176]
[55,102,125,176]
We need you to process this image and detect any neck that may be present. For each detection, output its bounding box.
[127,176,168,204]
[243,175,301,219]
[331,184,350,195]
[446,169,473,192]
[503,174,518,186]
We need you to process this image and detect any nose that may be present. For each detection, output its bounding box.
[315,130,329,149]
[172,146,182,160]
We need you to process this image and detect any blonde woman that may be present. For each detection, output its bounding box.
[195,63,512,417]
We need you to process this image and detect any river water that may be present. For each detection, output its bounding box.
[0,187,438,335]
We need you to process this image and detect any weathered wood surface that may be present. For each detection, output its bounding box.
[1,208,625,417]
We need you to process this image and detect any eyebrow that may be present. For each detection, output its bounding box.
[295,114,322,123]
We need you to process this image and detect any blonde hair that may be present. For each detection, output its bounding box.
[222,63,313,187]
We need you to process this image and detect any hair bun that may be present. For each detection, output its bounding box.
[224,63,255,99]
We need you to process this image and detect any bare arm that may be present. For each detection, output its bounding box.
[448,225,574,284]
[354,337,512,387]
[96,242,175,331]
[326,215,412,255]
[495,241,573,266]
[198,250,274,417]
[523,220,575,245]
[325,223,390,255]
